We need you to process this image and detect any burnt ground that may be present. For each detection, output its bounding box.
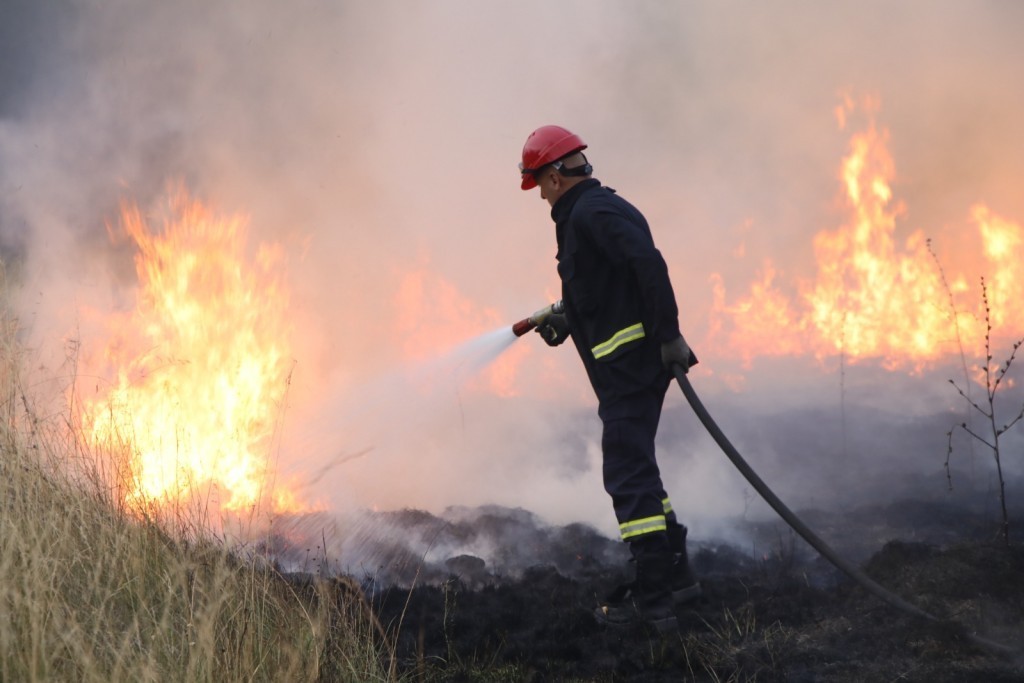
[357,501,1024,682]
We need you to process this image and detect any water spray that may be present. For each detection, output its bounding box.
[511,300,564,337]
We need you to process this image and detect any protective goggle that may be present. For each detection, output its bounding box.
[519,154,592,181]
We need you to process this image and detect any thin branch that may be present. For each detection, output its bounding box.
[959,423,996,452]
[998,404,1024,436]
[993,339,1023,391]
[981,277,995,399]
[943,428,955,492]
[948,380,991,418]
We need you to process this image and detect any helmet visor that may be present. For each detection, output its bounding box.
[519,162,540,190]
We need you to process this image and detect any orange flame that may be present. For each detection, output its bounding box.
[81,188,304,516]
[711,97,1024,371]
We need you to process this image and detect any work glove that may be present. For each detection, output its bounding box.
[535,313,570,347]
[661,334,696,373]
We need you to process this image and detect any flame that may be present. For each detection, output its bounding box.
[711,97,1024,371]
[81,188,303,516]
[975,204,1024,330]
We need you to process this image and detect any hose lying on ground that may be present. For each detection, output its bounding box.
[672,366,1018,660]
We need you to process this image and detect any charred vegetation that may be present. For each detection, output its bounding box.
[350,503,1024,682]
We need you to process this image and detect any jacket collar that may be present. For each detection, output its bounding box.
[550,178,601,224]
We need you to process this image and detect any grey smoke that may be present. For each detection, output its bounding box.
[2,1,1023,559]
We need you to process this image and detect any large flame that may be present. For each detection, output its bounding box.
[81,188,304,516]
[711,96,1024,371]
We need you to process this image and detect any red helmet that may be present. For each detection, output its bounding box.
[519,125,587,190]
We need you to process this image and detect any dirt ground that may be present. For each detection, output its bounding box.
[366,501,1024,682]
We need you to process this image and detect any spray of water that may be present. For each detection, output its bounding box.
[423,326,520,385]
[283,326,521,496]
[266,325,529,572]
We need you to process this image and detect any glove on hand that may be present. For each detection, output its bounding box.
[661,335,694,372]
[535,314,570,347]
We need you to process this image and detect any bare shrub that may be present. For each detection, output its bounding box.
[945,278,1024,545]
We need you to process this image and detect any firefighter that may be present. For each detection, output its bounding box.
[519,125,701,631]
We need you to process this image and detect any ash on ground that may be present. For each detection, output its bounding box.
[266,499,1024,681]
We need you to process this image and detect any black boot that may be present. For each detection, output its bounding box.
[667,523,702,605]
[595,550,678,633]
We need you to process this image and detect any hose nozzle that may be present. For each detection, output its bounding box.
[512,300,564,337]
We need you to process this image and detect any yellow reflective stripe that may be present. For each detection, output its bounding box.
[662,498,673,515]
[619,515,667,540]
[591,323,645,359]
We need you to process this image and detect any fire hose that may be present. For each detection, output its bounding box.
[671,365,1016,659]
[511,304,1017,659]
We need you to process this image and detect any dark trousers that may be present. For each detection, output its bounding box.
[601,383,680,556]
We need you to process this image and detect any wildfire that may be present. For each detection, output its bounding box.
[711,97,1024,371]
[81,188,304,517]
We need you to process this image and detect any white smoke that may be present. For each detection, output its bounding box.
[2,1,1024,549]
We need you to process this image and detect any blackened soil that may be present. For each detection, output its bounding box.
[370,534,1024,681]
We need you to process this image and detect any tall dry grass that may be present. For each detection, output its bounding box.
[0,278,397,682]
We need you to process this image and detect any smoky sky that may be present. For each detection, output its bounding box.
[2,1,1024,543]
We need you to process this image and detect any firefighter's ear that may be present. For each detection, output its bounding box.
[544,167,562,191]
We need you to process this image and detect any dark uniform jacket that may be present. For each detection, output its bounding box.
[552,178,689,420]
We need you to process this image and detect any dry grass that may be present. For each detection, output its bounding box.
[0,283,397,682]
[681,605,793,682]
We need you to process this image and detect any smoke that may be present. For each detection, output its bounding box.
[3,1,1024,556]
[263,504,631,588]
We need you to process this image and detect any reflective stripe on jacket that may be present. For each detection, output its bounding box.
[591,322,645,360]
[551,179,681,418]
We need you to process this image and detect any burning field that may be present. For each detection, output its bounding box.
[79,189,304,521]
[3,1,1024,680]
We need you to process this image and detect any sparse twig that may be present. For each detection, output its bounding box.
[946,277,1022,544]
[929,239,978,482]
